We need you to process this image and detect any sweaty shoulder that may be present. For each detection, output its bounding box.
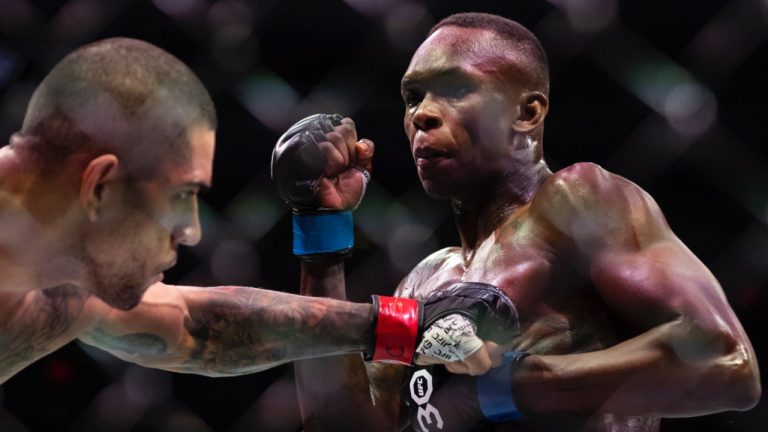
[531,162,670,252]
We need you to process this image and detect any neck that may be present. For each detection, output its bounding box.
[0,142,85,292]
[452,157,550,260]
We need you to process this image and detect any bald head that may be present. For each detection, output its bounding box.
[429,13,550,95]
[20,37,216,175]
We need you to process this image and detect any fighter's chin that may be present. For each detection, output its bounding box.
[95,279,156,311]
[99,291,144,311]
[420,178,451,200]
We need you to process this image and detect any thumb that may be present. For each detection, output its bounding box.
[463,343,492,376]
[354,138,374,173]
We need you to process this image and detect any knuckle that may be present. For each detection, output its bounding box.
[342,117,356,128]
[339,120,358,138]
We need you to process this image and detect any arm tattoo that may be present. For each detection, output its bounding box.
[180,287,372,375]
[0,285,86,380]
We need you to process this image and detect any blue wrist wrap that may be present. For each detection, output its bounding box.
[476,351,528,422]
[292,211,354,256]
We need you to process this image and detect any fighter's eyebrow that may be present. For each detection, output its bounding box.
[401,67,466,89]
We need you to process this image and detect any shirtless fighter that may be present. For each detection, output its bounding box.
[0,37,517,387]
[287,12,761,431]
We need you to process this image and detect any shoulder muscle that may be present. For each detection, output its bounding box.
[534,162,671,253]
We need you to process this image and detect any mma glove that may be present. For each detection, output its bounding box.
[271,113,366,261]
[367,282,519,365]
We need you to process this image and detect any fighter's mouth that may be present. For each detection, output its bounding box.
[414,146,449,160]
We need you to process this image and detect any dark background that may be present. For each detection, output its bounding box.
[0,0,766,430]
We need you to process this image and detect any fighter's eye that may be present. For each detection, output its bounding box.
[402,90,423,108]
[176,190,198,201]
[439,81,472,100]
[446,85,469,98]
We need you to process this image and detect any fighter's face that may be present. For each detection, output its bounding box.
[85,125,214,310]
[402,27,523,199]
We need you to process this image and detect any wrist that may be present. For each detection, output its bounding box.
[367,296,423,365]
[476,351,530,421]
[293,210,354,260]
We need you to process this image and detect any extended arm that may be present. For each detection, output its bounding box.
[79,278,504,379]
[514,163,760,416]
[79,282,374,376]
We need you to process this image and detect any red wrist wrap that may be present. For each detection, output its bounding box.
[372,296,421,364]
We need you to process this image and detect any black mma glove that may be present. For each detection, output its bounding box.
[368,282,519,365]
[417,281,519,361]
[271,113,370,260]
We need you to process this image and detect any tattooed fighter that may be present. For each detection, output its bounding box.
[291,13,761,432]
[0,38,515,385]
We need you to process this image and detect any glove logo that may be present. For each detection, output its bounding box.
[409,369,443,431]
[410,369,434,405]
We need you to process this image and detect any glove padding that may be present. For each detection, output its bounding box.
[415,282,519,362]
[369,282,519,365]
[271,113,361,259]
[271,113,343,210]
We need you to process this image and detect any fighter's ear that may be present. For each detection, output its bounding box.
[80,154,120,222]
[513,91,548,133]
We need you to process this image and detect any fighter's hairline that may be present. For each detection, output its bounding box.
[402,25,541,88]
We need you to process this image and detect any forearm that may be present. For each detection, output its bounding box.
[514,316,760,417]
[299,258,348,298]
[295,259,390,430]
[176,285,374,376]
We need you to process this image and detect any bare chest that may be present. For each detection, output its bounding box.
[402,233,621,355]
